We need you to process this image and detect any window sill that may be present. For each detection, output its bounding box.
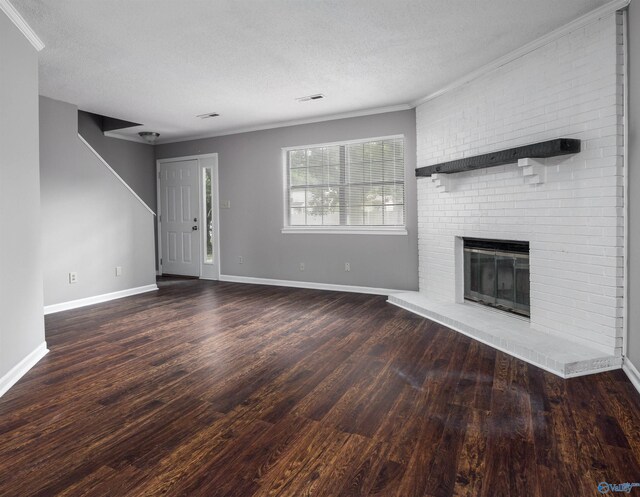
[281,227,408,236]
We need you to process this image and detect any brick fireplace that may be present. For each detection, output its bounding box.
[390,11,625,377]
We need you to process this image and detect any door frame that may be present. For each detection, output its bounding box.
[156,153,220,279]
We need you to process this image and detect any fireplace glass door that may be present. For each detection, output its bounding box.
[463,239,530,317]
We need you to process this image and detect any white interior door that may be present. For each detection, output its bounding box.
[159,159,200,276]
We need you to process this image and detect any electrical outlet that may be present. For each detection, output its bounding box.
[68,272,78,284]
[115,266,122,277]
[299,262,305,271]
[238,256,244,264]
[345,262,350,272]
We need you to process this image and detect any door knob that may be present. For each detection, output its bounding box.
[192,226,198,231]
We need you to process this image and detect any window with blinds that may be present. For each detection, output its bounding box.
[284,136,405,231]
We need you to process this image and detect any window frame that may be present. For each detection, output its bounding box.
[202,165,215,265]
[281,134,408,235]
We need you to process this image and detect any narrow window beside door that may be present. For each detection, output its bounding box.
[203,167,214,264]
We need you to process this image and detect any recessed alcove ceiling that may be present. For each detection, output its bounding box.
[13,0,612,143]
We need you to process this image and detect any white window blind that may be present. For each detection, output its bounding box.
[285,136,405,231]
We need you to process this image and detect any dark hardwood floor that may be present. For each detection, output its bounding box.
[1,278,639,496]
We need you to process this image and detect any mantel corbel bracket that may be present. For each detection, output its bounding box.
[430,173,451,192]
[518,158,547,185]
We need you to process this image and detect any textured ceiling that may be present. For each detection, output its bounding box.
[13,0,611,143]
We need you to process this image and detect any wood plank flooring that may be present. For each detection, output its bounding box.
[1,277,639,496]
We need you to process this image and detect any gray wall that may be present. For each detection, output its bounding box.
[77,110,158,268]
[0,12,46,378]
[628,3,640,366]
[40,96,157,306]
[77,111,156,211]
[156,110,418,290]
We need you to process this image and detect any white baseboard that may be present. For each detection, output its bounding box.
[623,357,640,395]
[218,274,401,296]
[0,342,48,398]
[44,284,159,315]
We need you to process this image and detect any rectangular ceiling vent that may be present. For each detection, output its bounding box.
[296,94,325,102]
[197,112,220,119]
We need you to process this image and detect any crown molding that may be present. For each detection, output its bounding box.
[156,0,627,145]
[411,0,630,108]
[156,104,412,145]
[0,0,44,51]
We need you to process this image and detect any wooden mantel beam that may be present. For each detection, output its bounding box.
[415,138,581,177]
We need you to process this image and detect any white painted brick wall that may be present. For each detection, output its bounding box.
[416,13,624,355]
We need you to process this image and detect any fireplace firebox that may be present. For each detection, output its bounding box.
[463,238,530,317]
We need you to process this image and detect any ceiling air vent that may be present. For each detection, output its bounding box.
[296,94,325,102]
[197,112,220,119]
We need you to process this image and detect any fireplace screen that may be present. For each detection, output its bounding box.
[463,238,530,317]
